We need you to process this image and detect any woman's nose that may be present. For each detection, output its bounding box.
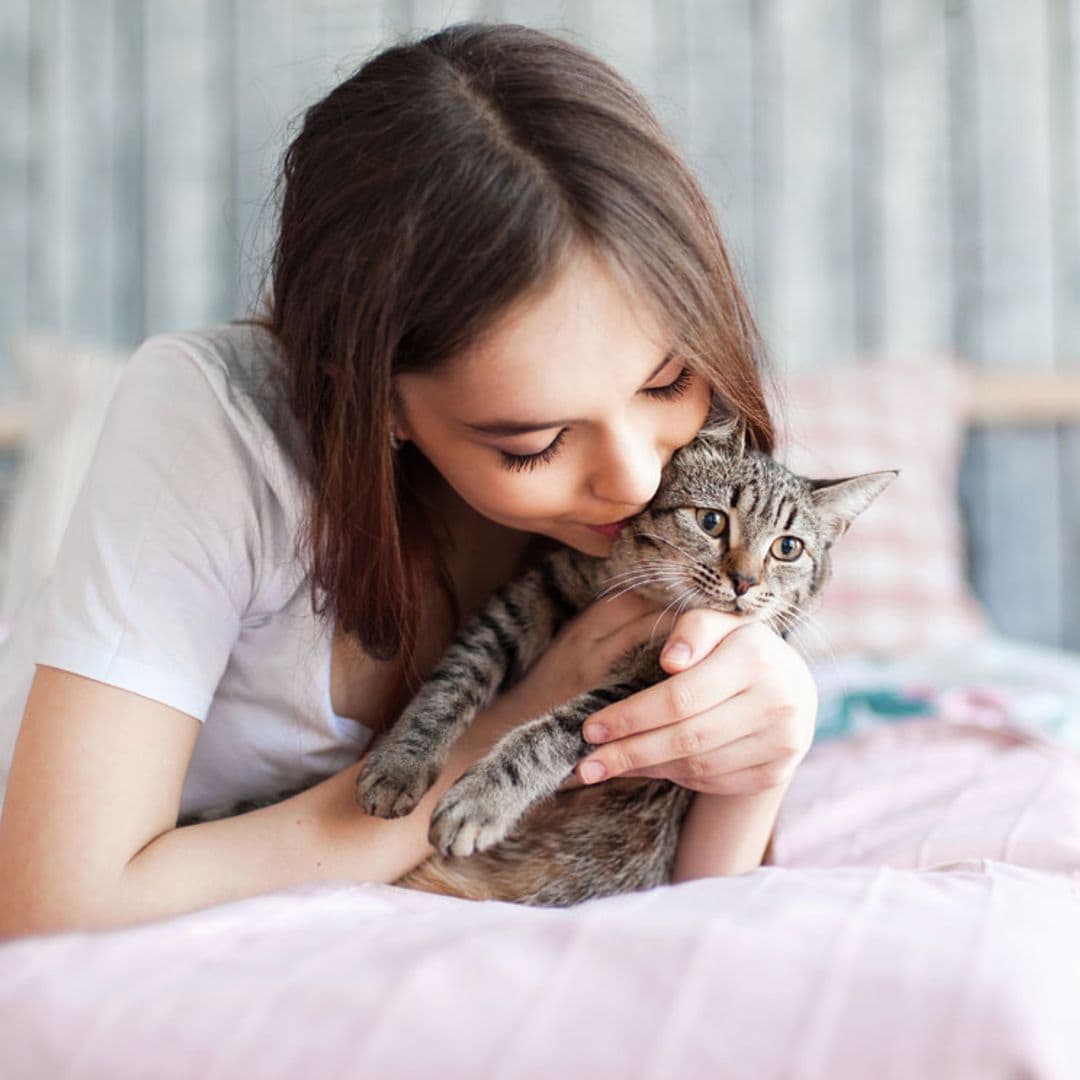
[587,428,663,511]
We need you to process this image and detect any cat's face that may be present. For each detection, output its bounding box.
[602,424,896,633]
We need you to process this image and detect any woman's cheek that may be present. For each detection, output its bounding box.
[482,476,569,525]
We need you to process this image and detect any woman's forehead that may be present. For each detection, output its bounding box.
[419,251,668,396]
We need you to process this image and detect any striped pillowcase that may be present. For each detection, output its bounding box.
[774,357,991,661]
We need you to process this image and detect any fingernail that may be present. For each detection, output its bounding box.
[580,760,606,783]
[584,722,607,743]
[664,641,691,665]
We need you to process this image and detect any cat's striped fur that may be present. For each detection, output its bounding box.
[352,422,896,905]
[181,423,893,905]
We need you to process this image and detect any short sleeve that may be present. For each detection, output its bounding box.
[33,336,263,721]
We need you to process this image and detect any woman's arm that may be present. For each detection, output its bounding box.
[0,665,524,939]
[119,725,512,929]
[570,612,816,879]
[669,781,790,882]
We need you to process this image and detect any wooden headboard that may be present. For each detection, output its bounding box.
[966,370,1080,425]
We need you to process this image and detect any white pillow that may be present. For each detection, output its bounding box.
[0,333,128,618]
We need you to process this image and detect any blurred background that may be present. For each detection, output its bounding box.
[0,0,1077,651]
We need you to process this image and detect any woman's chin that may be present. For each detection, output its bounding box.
[544,523,614,557]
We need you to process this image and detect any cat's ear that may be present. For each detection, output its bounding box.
[808,470,898,542]
[697,414,747,457]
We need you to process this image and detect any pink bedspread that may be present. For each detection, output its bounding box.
[3,642,1080,1079]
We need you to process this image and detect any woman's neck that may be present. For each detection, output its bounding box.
[408,458,537,613]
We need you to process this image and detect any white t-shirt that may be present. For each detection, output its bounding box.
[0,324,376,820]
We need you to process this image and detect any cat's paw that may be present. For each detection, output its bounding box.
[429,767,516,857]
[355,746,440,818]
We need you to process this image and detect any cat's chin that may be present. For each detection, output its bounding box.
[716,599,766,619]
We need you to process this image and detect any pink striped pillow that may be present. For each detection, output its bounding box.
[775,357,990,660]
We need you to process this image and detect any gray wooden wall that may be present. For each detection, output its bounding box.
[1,0,1078,650]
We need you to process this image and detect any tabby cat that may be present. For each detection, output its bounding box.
[353,421,896,906]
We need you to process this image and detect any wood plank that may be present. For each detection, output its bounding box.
[231,0,300,320]
[1053,0,1080,651]
[759,0,857,373]
[409,1,501,33]
[143,0,234,335]
[52,0,123,344]
[962,1,1061,648]
[25,0,145,349]
[290,0,393,94]
[0,0,31,399]
[967,371,1080,424]
[27,0,61,337]
[495,0,578,30]
[850,0,882,353]
[587,0,658,106]
[110,0,145,348]
[684,0,757,311]
[878,0,953,355]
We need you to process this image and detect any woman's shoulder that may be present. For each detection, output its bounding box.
[130,322,285,409]
[123,323,312,503]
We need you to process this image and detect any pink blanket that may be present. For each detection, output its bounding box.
[3,641,1080,1079]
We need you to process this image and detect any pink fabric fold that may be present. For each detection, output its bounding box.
[2,706,1078,1079]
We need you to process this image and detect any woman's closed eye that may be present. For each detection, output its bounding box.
[498,367,696,473]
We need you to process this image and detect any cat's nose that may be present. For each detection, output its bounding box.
[728,571,757,596]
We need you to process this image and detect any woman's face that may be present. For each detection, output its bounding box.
[394,247,713,556]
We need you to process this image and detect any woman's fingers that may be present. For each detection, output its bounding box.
[624,739,801,789]
[658,758,799,796]
[659,607,748,672]
[579,698,762,782]
[581,632,756,745]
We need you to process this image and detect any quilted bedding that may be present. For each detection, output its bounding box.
[2,634,1079,1079]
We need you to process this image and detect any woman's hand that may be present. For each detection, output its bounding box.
[499,589,681,731]
[573,611,818,796]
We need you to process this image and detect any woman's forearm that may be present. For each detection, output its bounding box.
[110,704,519,934]
[670,780,790,882]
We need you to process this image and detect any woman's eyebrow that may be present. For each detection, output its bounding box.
[462,351,676,436]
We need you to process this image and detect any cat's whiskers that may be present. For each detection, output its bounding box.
[673,588,702,621]
[596,560,690,602]
[648,586,698,646]
[598,556,681,580]
[597,570,688,603]
[795,614,840,668]
[596,563,685,596]
[604,579,683,604]
[769,598,840,668]
[635,531,698,562]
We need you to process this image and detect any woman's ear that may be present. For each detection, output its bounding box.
[389,385,412,446]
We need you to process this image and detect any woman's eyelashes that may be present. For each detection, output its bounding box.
[499,428,568,472]
[497,366,695,473]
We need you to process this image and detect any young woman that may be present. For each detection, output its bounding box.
[0,22,816,938]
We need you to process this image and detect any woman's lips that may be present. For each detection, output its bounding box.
[585,518,633,538]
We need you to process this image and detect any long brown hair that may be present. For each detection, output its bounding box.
[265,21,778,679]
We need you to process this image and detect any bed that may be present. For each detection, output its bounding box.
[0,343,1077,1078]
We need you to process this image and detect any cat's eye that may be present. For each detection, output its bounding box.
[770,536,803,561]
[695,508,727,537]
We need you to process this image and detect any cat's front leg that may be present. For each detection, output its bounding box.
[357,567,569,819]
[356,606,547,818]
[429,681,640,857]
[355,674,481,818]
